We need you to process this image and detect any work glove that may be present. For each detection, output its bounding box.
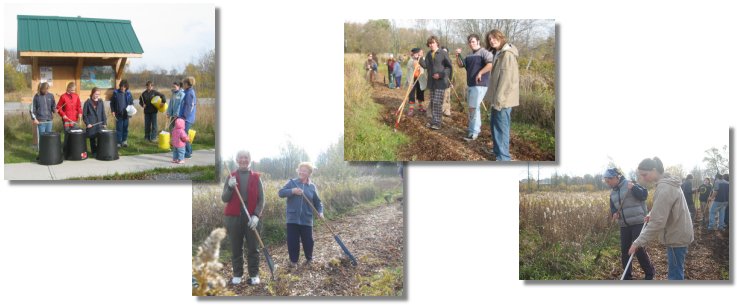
[249,215,259,230]
[227,176,237,188]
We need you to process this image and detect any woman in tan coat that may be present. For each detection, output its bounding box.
[630,157,694,280]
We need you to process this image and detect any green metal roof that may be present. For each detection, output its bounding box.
[17,15,143,54]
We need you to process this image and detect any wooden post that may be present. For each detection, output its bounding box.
[114,57,127,87]
[75,58,84,92]
[32,57,39,147]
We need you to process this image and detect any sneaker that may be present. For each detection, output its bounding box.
[122,141,129,148]
[185,155,192,159]
[288,261,299,271]
[177,160,185,164]
[304,259,313,266]
[426,124,440,130]
[172,160,178,163]
[418,108,426,113]
[407,108,414,117]
[231,277,242,285]
[463,134,478,142]
[117,144,121,148]
[246,276,260,285]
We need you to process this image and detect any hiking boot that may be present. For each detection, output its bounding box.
[231,277,242,285]
[246,276,260,285]
[407,108,414,117]
[463,134,478,142]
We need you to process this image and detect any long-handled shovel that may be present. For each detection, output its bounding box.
[289,179,358,266]
[393,71,424,132]
[224,163,276,280]
[620,220,649,280]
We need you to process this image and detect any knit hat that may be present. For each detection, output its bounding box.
[411,48,421,54]
[603,168,620,178]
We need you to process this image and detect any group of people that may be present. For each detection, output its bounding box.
[605,157,729,280]
[221,151,323,286]
[692,174,730,232]
[31,77,198,162]
[365,29,519,161]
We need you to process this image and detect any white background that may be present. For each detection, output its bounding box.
[2,0,735,304]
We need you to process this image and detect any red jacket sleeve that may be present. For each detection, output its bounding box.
[76,95,82,116]
[57,95,68,120]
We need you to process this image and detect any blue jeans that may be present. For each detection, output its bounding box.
[286,223,313,263]
[467,86,487,136]
[144,112,158,140]
[490,107,512,161]
[709,201,728,230]
[395,75,402,88]
[666,246,688,280]
[184,121,193,158]
[36,121,53,150]
[172,147,185,161]
[115,118,129,144]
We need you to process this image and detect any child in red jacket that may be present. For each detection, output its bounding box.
[171,118,190,164]
[57,82,82,130]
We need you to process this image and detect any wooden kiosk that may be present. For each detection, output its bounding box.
[17,15,143,144]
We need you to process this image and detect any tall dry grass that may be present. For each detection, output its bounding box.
[193,176,401,257]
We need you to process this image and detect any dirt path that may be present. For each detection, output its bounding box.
[370,81,554,161]
[221,203,404,296]
[605,210,729,280]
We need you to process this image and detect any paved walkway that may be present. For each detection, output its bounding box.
[4,149,215,180]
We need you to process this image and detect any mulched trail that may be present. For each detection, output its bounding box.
[370,81,553,161]
[221,203,404,296]
[605,210,729,280]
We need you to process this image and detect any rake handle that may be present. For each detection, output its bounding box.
[290,179,337,235]
[394,71,424,128]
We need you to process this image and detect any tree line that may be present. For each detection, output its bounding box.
[4,48,215,98]
[521,146,729,192]
[222,137,400,182]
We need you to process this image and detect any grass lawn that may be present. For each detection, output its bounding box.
[4,104,215,164]
[69,165,216,180]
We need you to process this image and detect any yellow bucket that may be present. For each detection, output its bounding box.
[188,129,196,143]
[158,131,170,150]
[151,96,168,113]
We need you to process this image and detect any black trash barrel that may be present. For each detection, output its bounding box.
[38,132,63,165]
[96,130,119,161]
[64,129,88,161]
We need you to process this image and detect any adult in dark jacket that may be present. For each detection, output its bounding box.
[110,80,133,147]
[222,150,265,286]
[30,82,56,152]
[278,162,324,270]
[419,35,452,130]
[604,168,654,280]
[681,174,696,223]
[82,87,107,156]
[139,81,167,142]
[697,178,713,225]
[179,77,197,158]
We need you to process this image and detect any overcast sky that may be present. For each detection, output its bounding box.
[4,3,215,72]
[517,127,730,180]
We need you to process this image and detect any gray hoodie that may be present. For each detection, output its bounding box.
[633,173,694,248]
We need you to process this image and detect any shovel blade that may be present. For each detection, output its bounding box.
[262,247,276,280]
[333,234,358,266]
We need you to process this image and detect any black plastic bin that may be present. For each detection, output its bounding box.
[38,132,63,165]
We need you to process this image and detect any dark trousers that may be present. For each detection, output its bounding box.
[409,78,424,103]
[116,118,129,144]
[144,112,158,140]
[686,198,696,223]
[287,223,314,263]
[620,223,655,280]
[225,215,260,278]
[88,134,98,154]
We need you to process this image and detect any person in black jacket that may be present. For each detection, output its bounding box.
[419,36,452,130]
[139,81,167,142]
[681,174,696,223]
[82,87,107,156]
